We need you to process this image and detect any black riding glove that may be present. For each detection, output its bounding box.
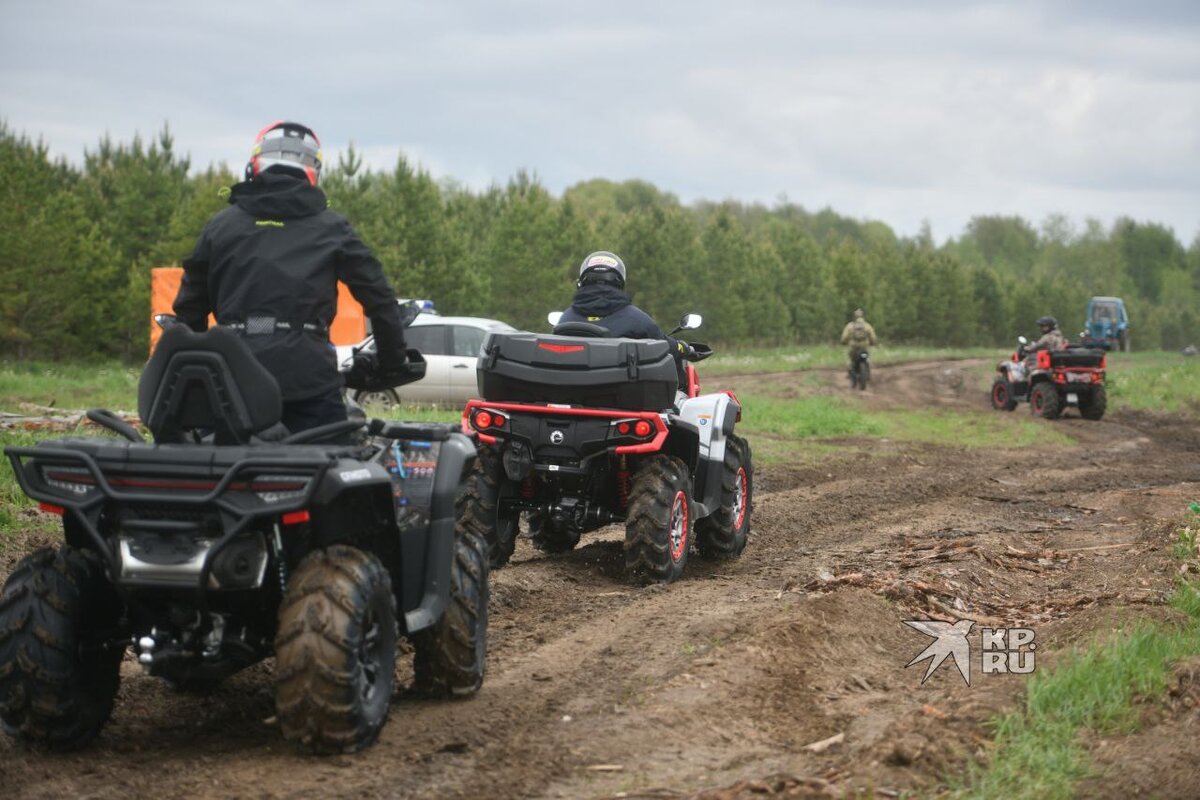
[379,345,409,371]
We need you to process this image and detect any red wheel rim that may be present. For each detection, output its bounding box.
[732,467,748,530]
[993,384,1006,405]
[669,490,689,561]
[1033,390,1043,412]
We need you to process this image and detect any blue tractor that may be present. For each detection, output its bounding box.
[1082,297,1130,352]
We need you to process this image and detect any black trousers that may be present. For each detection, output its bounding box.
[281,387,347,435]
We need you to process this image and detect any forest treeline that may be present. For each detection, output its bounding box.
[2,123,1198,361]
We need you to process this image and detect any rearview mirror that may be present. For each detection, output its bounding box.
[397,300,423,328]
[547,311,564,327]
[678,313,702,331]
[1017,335,1028,345]
[153,313,177,330]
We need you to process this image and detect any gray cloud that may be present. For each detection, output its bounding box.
[1,0,1197,241]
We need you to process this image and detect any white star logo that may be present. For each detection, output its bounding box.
[904,619,975,685]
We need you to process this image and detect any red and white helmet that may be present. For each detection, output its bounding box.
[246,121,322,185]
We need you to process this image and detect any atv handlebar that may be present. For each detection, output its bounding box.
[684,342,713,362]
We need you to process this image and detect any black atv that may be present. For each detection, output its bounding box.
[459,313,752,585]
[1,324,485,753]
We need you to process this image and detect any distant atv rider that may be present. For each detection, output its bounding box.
[840,308,877,367]
[174,121,409,434]
[1027,315,1067,353]
[559,251,694,360]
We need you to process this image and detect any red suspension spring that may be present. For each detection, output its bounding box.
[616,469,631,510]
[520,475,537,499]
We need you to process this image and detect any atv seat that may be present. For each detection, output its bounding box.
[138,326,284,445]
[478,331,678,410]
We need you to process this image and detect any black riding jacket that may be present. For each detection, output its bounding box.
[560,284,666,338]
[174,171,406,401]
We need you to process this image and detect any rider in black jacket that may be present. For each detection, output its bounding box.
[560,251,688,350]
[174,121,408,433]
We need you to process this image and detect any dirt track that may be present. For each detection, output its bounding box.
[4,359,1200,798]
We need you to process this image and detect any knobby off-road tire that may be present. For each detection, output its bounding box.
[624,455,694,584]
[412,529,489,697]
[991,378,1018,411]
[274,545,398,754]
[528,514,580,554]
[1079,385,1107,421]
[1029,382,1062,420]
[697,435,753,560]
[456,448,517,568]
[0,546,122,750]
[857,361,870,391]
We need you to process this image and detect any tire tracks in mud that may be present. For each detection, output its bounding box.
[3,359,1199,799]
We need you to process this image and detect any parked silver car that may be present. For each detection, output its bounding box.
[338,315,516,408]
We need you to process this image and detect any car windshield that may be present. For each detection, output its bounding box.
[1091,302,1119,322]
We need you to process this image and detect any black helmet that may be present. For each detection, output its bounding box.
[245,121,323,185]
[577,251,626,288]
[1037,315,1057,331]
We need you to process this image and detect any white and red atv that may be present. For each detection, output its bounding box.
[458,314,752,584]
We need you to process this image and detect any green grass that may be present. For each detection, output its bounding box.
[958,505,1200,799]
[738,394,884,439]
[735,392,1072,450]
[0,360,140,413]
[1104,351,1200,414]
[356,401,461,424]
[704,345,1004,377]
[0,429,86,538]
[877,408,1073,449]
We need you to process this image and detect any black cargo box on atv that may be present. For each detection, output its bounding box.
[1051,347,1105,368]
[478,332,678,410]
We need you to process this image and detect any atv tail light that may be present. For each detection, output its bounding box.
[42,465,94,495]
[281,510,310,526]
[250,475,309,503]
[611,418,657,441]
[472,410,506,431]
[38,502,65,516]
[537,342,586,353]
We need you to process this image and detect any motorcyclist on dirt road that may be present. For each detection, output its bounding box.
[174,121,409,434]
[840,308,877,369]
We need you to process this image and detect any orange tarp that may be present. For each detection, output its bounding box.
[149,267,368,356]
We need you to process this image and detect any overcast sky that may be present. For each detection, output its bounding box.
[2,0,1198,243]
